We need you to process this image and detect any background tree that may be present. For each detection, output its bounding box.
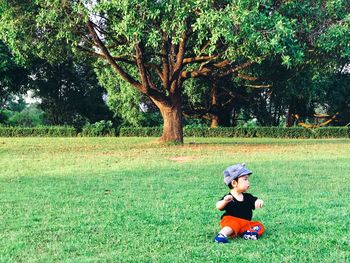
[30,58,114,129]
[0,44,113,128]
[96,66,162,128]
[1,1,349,142]
[185,0,350,128]
[0,0,306,143]
[182,75,251,127]
[0,40,30,108]
[241,60,321,127]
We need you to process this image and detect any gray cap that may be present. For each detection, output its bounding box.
[223,163,252,186]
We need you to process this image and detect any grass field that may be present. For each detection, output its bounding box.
[0,137,349,262]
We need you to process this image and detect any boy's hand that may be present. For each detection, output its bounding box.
[255,199,264,209]
[216,195,233,210]
[223,195,233,202]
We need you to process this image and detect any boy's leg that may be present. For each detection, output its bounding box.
[248,221,265,237]
[220,216,241,237]
[239,221,265,240]
[219,226,234,237]
[214,216,241,243]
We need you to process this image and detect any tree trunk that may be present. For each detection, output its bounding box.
[209,78,233,127]
[155,96,183,143]
[210,78,219,128]
[210,116,219,128]
[210,109,233,127]
[286,106,293,127]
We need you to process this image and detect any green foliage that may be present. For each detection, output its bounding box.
[322,73,350,126]
[254,127,313,138]
[29,58,113,128]
[81,120,116,137]
[0,1,82,64]
[119,127,162,137]
[1,0,350,137]
[96,63,163,127]
[95,66,145,127]
[182,78,211,117]
[182,127,306,138]
[6,104,45,127]
[0,41,30,106]
[0,42,113,129]
[0,1,317,97]
[0,126,76,137]
[313,127,349,138]
[5,96,26,112]
[1,101,45,127]
[121,126,349,139]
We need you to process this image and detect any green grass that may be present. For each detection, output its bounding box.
[0,137,349,262]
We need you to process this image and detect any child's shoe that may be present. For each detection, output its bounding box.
[214,233,229,243]
[241,231,259,240]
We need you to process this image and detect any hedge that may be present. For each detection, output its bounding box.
[120,127,163,137]
[120,126,350,138]
[81,120,116,137]
[313,127,349,138]
[1,126,348,138]
[0,126,77,137]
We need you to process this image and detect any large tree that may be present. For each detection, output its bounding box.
[30,58,113,128]
[1,1,349,142]
[0,40,30,108]
[0,40,113,127]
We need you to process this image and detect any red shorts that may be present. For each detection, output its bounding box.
[220,216,265,237]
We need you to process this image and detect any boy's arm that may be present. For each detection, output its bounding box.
[255,198,264,209]
[216,195,233,210]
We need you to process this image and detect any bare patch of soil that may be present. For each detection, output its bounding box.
[169,156,197,162]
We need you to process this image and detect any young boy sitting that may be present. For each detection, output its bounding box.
[214,163,265,243]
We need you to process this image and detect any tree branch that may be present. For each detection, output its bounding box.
[134,42,169,103]
[200,41,211,54]
[170,19,192,94]
[182,55,218,64]
[145,63,163,81]
[217,60,258,78]
[237,73,258,81]
[213,60,230,69]
[181,67,212,79]
[173,30,189,73]
[161,31,170,91]
[135,41,149,93]
[90,20,128,46]
[78,45,162,77]
[245,84,272,88]
[86,20,142,90]
[181,56,265,80]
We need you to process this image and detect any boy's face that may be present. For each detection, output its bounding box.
[233,175,250,192]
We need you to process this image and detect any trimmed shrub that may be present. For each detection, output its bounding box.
[0,126,76,137]
[313,127,349,138]
[119,126,349,138]
[255,127,314,138]
[81,120,115,137]
[119,127,162,137]
[184,127,258,137]
[184,127,209,137]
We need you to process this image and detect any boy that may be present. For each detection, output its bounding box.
[214,163,265,243]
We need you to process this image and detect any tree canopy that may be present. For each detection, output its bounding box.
[0,40,30,107]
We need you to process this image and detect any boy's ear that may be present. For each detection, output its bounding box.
[231,180,237,188]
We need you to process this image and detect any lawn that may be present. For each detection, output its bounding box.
[0,137,349,262]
